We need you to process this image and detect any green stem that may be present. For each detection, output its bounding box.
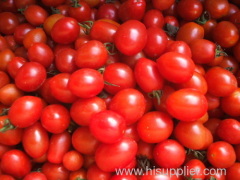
[148,90,163,105]
[104,42,116,55]
[195,11,210,25]
[215,44,228,57]
[71,0,82,7]
[0,119,16,133]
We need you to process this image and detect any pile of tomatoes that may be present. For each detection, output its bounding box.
[0,0,240,179]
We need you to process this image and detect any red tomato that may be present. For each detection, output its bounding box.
[23,172,47,180]
[152,0,175,11]
[174,121,213,150]
[216,118,240,144]
[47,131,71,164]
[6,56,26,78]
[0,49,15,72]
[72,127,100,155]
[114,20,147,56]
[95,137,137,172]
[96,4,119,21]
[118,0,146,22]
[0,12,19,35]
[213,21,239,48]
[0,115,23,146]
[42,162,69,180]
[166,88,208,122]
[74,40,108,69]
[137,111,173,143]
[49,73,78,103]
[153,139,186,168]
[8,96,44,128]
[41,104,71,134]
[24,5,49,26]
[22,122,49,158]
[184,159,206,179]
[90,110,126,144]
[15,62,47,92]
[157,52,195,83]
[51,17,80,44]
[103,62,136,95]
[204,0,230,19]
[68,0,91,22]
[176,22,204,44]
[70,96,106,126]
[13,23,34,44]
[0,149,32,179]
[143,27,168,59]
[165,40,192,57]
[68,68,104,98]
[63,150,84,171]
[28,42,54,68]
[226,163,240,180]
[23,28,47,49]
[109,88,146,125]
[207,141,236,168]
[143,9,165,28]
[87,164,112,180]
[205,67,237,97]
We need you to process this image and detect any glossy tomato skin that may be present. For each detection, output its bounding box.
[62,150,84,171]
[103,62,136,95]
[213,21,239,48]
[137,111,173,143]
[134,58,164,93]
[165,40,192,58]
[221,88,240,116]
[74,40,108,69]
[24,5,49,26]
[176,22,204,44]
[41,104,71,134]
[143,9,165,28]
[174,121,213,150]
[15,62,47,92]
[95,137,137,172]
[8,96,44,128]
[114,20,147,56]
[51,17,80,44]
[68,0,91,22]
[23,172,47,180]
[6,56,26,78]
[153,139,186,168]
[157,52,195,83]
[216,118,240,144]
[70,96,106,126]
[143,27,168,59]
[205,67,238,97]
[47,131,71,164]
[207,141,236,168]
[0,149,32,179]
[226,163,240,180]
[22,122,49,158]
[166,88,208,122]
[90,110,126,144]
[0,12,19,35]
[184,159,206,179]
[204,0,230,19]
[109,88,146,125]
[49,73,78,103]
[68,68,104,99]
[87,164,112,180]
[41,162,69,180]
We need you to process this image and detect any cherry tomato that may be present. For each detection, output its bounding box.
[68,0,91,22]
[137,111,173,143]
[51,17,80,44]
[74,40,108,69]
[23,28,47,49]
[143,9,165,28]
[157,52,195,83]
[205,67,237,97]
[153,139,186,168]
[216,118,240,144]
[109,88,146,125]
[0,12,19,35]
[15,62,47,92]
[87,164,112,180]
[103,62,136,95]
[95,137,137,172]
[165,40,192,57]
[226,163,240,180]
[23,172,47,180]
[24,5,49,26]
[174,121,213,150]
[204,0,230,19]
[114,20,147,56]
[8,96,44,128]
[0,149,32,179]
[41,104,71,134]
[63,150,84,171]
[0,49,15,72]
[184,159,206,179]
[41,162,69,180]
[207,141,236,168]
[68,68,104,98]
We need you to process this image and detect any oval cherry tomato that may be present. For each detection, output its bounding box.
[68,68,104,98]
[42,162,69,180]
[95,137,137,172]
[24,5,49,26]
[157,52,195,83]
[22,122,49,158]
[204,0,230,19]
[8,96,44,128]
[109,88,146,125]
[114,20,147,56]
